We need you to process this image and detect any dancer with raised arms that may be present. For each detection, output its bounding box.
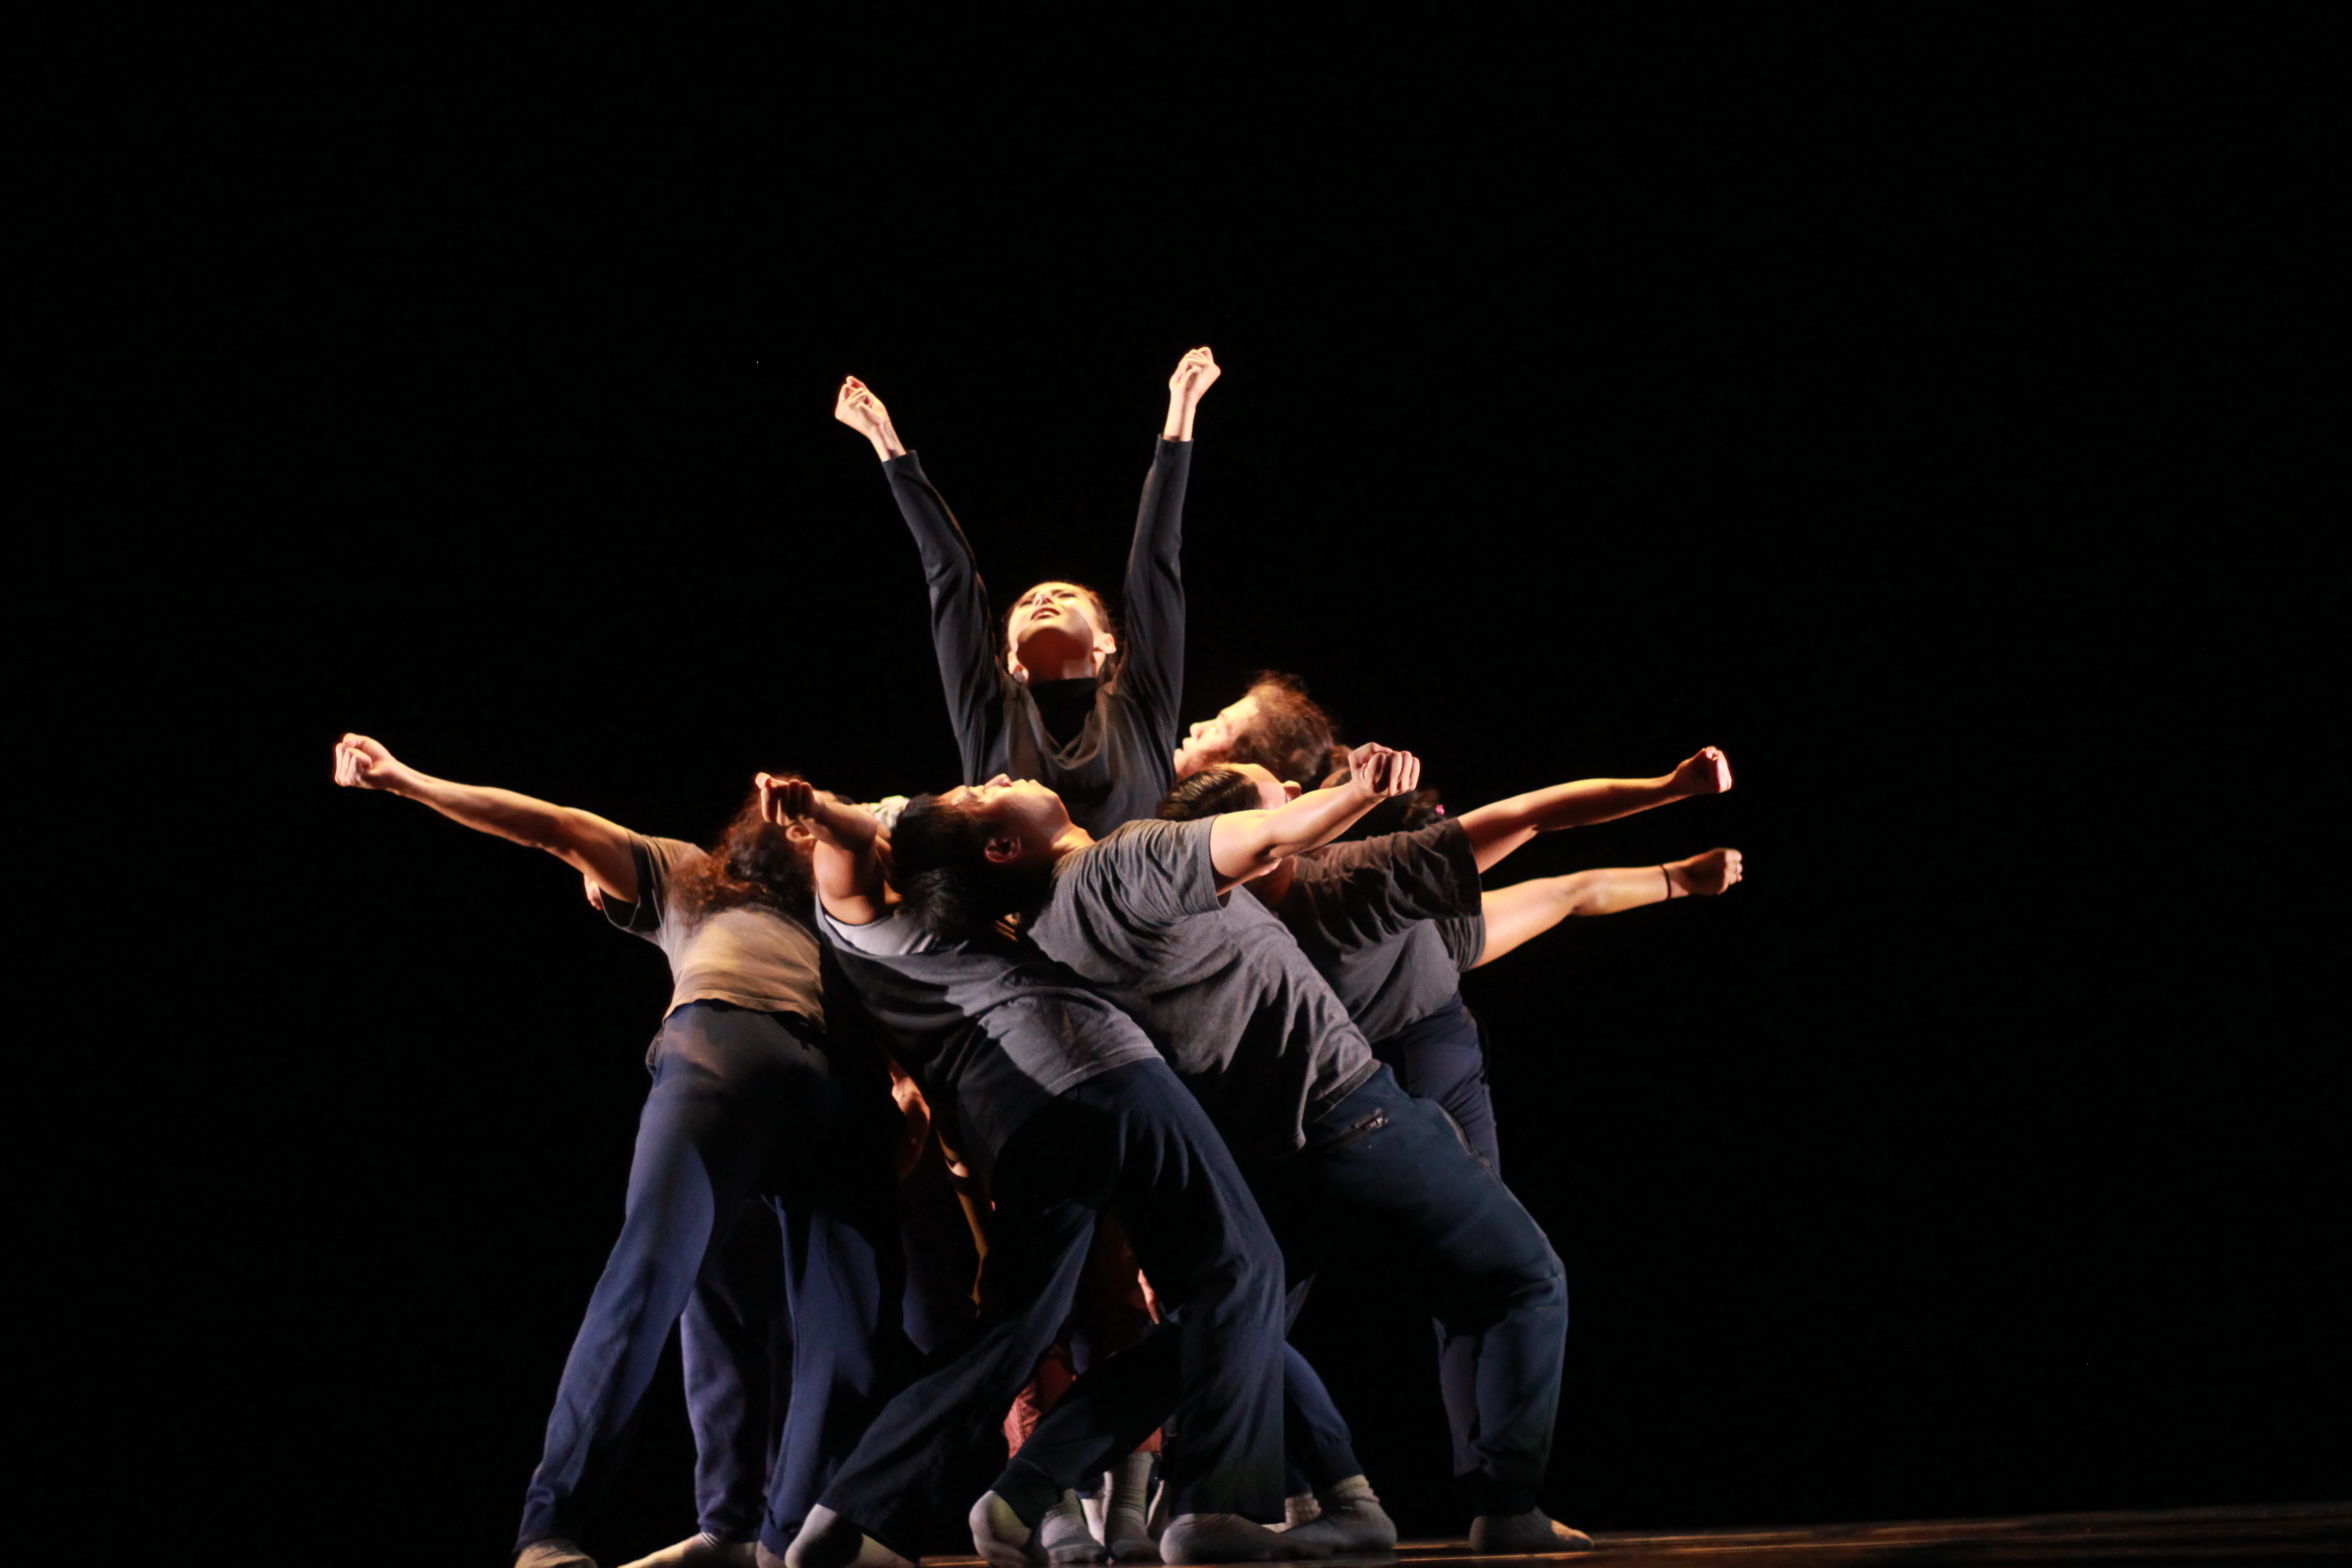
[834,348,1217,837]
[330,735,907,1568]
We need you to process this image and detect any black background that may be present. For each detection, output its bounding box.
[29,8,2343,1562]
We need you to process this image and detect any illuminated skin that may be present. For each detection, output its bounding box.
[1213,753,1745,963]
[1171,691,1264,779]
[331,732,650,897]
[947,743,1419,897]
[835,348,1221,687]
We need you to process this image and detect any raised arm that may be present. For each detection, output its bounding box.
[757,773,887,925]
[1456,746,1733,872]
[1118,348,1217,738]
[1475,848,1744,967]
[1208,743,1421,891]
[838,377,1003,781]
[330,733,639,901]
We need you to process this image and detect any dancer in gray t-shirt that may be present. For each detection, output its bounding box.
[883,750,1597,1553]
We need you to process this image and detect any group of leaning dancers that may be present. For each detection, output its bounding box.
[332,349,1745,1568]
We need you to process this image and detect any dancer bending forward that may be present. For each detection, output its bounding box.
[887,747,1591,1553]
[332,736,908,1568]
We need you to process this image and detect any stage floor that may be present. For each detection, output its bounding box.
[922,1503,2352,1566]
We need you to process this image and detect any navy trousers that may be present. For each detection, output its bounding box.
[680,1201,792,1542]
[1247,1063,1564,1517]
[817,1057,1287,1554]
[1369,994,1508,1481]
[517,1003,908,1554]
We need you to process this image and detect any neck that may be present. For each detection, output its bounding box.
[1048,822,1096,862]
[1018,649,1100,684]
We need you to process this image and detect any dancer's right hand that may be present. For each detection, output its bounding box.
[332,733,407,791]
[1344,742,1422,799]
[756,771,818,827]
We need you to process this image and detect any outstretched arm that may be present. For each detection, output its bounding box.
[835,377,906,461]
[1121,348,1218,741]
[839,377,1004,782]
[1208,743,1421,890]
[1161,345,1220,443]
[1456,746,1733,872]
[1475,848,1744,967]
[758,773,887,926]
[330,734,639,900]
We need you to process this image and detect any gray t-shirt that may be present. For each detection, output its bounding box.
[1022,817,1381,1160]
[817,904,1159,1180]
[1281,820,1488,1043]
[605,835,826,1026]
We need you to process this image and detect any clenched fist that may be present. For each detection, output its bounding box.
[332,733,408,792]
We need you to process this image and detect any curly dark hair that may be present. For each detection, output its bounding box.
[1157,765,1264,822]
[1002,581,1126,684]
[1227,671,1337,792]
[669,789,817,925]
[888,793,1053,941]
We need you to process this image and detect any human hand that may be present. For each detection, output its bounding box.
[582,872,606,913]
[833,377,902,457]
[1344,742,1422,799]
[1670,746,1733,796]
[1167,346,1220,405]
[1669,848,1744,896]
[756,772,818,828]
[331,733,408,792]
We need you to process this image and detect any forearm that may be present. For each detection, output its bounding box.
[387,771,638,897]
[1474,866,1675,966]
[1163,390,1199,441]
[888,456,1003,761]
[1458,775,1689,871]
[1119,438,1191,718]
[1208,782,1377,886]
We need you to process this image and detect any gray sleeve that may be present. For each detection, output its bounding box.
[1300,820,1485,939]
[1074,818,1221,926]
[1438,913,1487,971]
[602,834,703,940]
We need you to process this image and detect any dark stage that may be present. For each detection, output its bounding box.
[27,7,2343,1564]
[928,1504,2352,1567]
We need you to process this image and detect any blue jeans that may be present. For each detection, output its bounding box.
[818,1058,1287,1553]
[516,1003,908,1553]
[1247,1063,1564,1516]
[1371,995,1509,1480]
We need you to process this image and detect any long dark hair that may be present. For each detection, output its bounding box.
[669,789,816,924]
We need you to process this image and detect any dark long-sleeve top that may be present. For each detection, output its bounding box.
[884,440,1191,838]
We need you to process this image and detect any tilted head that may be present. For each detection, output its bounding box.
[1172,671,1336,789]
[671,788,818,924]
[888,774,1068,938]
[1157,761,1297,822]
[1004,581,1118,683]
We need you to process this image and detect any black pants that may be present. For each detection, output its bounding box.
[817,1057,1286,1554]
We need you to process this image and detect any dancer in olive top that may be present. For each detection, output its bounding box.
[331,735,906,1568]
[833,348,1217,837]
